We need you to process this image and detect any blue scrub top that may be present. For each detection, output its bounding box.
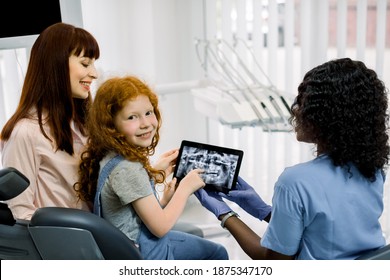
[261,154,385,259]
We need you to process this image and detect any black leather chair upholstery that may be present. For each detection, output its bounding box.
[29,207,142,260]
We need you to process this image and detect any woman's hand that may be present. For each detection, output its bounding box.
[194,188,232,218]
[221,176,271,221]
[153,149,179,176]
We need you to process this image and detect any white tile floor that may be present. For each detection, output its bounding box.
[178,195,268,260]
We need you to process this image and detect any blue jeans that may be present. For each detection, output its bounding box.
[138,225,229,260]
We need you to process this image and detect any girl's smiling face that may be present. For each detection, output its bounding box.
[114,94,158,148]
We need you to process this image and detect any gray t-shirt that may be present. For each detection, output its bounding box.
[99,154,153,243]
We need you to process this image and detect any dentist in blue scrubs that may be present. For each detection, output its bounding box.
[195,58,388,260]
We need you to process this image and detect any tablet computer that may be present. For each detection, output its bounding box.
[173,140,244,193]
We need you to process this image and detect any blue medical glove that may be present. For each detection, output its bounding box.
[194,189,232,219]
[220,176,271,220]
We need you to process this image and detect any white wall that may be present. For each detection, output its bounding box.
[81,0,209,153]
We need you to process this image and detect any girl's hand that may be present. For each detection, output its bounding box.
[159,178,177,207]
[153,149,179,176]
[178,168,205,194]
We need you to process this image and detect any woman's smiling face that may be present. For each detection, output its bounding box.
[69,50,98,99]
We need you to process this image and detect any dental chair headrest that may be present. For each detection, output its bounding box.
[0,167,30,201]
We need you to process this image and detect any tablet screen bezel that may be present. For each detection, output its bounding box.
[173,140,244,193]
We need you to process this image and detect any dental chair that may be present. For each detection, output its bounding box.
[0,167,142,260]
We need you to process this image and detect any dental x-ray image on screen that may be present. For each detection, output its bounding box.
[174,140,244,193]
